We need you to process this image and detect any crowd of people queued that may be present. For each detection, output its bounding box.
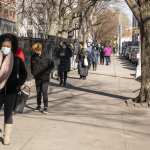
[0,33,113,145]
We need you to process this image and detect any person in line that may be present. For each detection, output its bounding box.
[104,44,112,65]
[0,33,27,145]
[31,42,54,114]
[16,48,26,63]
[98,45,104,65]
[87,43,92,70]
[76,43,89,80]
[91,46,100,71]
[57,42,72,87]
[72,40,80,70]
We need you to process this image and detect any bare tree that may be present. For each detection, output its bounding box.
[123,0,150,103]
[86,0,150,104]
[92,9,119,43]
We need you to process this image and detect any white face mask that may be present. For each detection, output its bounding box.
[1,47,11,55]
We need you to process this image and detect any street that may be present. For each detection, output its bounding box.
[0,56,150,150]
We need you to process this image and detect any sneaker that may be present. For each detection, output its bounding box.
[34,106,41,112]
[42,108,48,114]
[83,77,86,80]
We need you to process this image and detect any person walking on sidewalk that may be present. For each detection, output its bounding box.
[0,33,27,145]
[91,46,100,71]
[99,45,104,65]
[56,42,72,87]
[87,43,92,70]
[31,42,54,114]
[104,45,112,65]
[76,43,89,80]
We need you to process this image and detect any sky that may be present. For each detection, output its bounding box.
[108,0,133,26]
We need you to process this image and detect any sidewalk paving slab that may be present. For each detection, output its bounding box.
[0,56,150,150]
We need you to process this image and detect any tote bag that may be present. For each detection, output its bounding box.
[84,57,88,67]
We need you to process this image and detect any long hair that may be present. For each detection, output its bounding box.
[0,33,18,54]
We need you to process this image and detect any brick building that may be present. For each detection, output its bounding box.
[0,0,16,34]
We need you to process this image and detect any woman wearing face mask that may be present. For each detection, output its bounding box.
[76,42,89,80]
[0,33,27,145]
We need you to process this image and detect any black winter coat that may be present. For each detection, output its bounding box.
[2,56,27,94]
[57,47,72,72]
[31,53,54,81]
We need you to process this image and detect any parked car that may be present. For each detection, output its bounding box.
[125,47,132,60]
[131,48,139,65]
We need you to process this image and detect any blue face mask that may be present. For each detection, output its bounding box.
[1,47,11,55]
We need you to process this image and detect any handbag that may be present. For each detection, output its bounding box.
[14,86,30,113]
[84,57,88,67]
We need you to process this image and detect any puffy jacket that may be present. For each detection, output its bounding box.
[31,53,54,81]
[91,49,99,63]
[104,47,112,56]
[1,56,27,94]
[57,47,72,72]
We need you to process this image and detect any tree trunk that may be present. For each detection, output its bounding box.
[136,17,150,103]
[125,0,150,104]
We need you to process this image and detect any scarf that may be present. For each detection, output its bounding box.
[0,51,14,90]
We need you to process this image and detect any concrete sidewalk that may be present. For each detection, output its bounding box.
[0,56,150,150]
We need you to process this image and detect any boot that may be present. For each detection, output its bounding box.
[0,128,2,142]
[3,124,12,145]
[59,80,63,86]
[63,80,67,87]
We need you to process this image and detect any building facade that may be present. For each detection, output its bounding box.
[17,0,49,38]
[132,15,140,44]
[0,0,16,34]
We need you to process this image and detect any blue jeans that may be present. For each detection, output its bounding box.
[105,56,110,65]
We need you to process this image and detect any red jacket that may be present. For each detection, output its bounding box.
[16,48,26,63]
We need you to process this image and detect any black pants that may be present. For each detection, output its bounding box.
[92,62,97,71]
[100,56,104,64]
[59,71,68,84]
[35,79,49,108]
[0,93,17,124]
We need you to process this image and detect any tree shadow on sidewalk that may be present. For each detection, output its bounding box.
[117,57,136,71]
[88,72,134,80]
[24,81,113,113]
[22,91,150,130]
[23,80,132,115]
[24,92,86,114]
[53,82,132,101]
